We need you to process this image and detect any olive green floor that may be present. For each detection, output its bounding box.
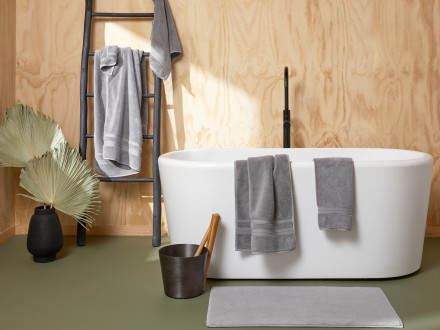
[1,236,440,330]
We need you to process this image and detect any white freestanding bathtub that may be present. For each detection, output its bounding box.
[159,148,433,279]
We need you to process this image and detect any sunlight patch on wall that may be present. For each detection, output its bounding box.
[104,21,151,50]
[179,64,265,149]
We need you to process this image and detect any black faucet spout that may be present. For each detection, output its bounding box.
[283,67,291,148]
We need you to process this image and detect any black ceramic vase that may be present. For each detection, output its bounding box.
[27,206,64,263]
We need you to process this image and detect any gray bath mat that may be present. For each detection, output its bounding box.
[206,286,402,328]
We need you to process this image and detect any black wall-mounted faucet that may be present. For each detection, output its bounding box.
[283,66,291,148]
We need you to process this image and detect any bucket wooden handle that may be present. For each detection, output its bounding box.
[204,213,220,286]
[194,223,212,257]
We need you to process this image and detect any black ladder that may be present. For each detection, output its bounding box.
[78,0,162,247]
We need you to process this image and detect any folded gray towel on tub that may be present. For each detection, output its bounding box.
[94,46,147,177]
[150,0,182,80]
[235,155,296,254]
[313,157,354,231]
[234,159,251,251]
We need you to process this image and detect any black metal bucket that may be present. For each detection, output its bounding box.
[159,244,208,299]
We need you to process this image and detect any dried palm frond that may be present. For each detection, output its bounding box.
[19,142,100,228]
[0,104,65,167]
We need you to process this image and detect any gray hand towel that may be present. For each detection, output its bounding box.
[235,160,251,251]
[150,0,182,80]
[235,155,296,254]
[94,46,147,177]
[313,158,354,231]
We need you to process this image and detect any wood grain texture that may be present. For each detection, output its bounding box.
[0,0,16,238]
[13,0,440,235]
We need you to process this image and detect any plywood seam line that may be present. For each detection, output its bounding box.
[78,0,162,247]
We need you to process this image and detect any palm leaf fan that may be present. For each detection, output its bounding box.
[0,104,65,167]
[19,142,101,228]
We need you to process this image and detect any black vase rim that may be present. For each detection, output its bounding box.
[34,206,56,215]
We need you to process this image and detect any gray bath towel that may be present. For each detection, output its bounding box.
[235,155,296,254]
[313,158,354,231]
[94,46,147,177]
[150,0,182,80]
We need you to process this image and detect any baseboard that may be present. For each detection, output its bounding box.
[425,226,440,237]
[0,226,15,244]
[15,224,165,236]
[14,224,440,237]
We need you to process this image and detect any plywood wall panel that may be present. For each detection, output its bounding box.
[14,0,440,234]
[15,0,83,230]
[0,0,16,238]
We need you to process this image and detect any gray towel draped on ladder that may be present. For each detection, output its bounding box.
[94,46,147,177]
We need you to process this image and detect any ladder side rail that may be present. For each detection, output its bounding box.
[77,0,93,246]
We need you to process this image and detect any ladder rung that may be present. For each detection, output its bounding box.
[88,51,150,57]
[86,134,153,140]
[92,12,154,18]
[99,177,153,182]
[86,93,154,99]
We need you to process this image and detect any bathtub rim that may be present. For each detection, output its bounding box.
[159,147,433,169]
